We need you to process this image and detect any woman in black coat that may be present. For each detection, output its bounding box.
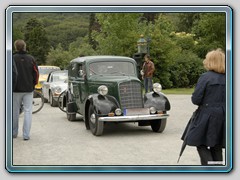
[183,49,225,165]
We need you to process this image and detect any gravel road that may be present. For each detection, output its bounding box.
[12,95,209,167]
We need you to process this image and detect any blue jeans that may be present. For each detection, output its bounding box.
[144,77,153,93]
[13,92,33,139]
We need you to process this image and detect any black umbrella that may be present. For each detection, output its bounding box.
[177,109,199,163]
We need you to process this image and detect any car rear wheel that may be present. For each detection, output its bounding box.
[150,119,167,133]
[65,94,76,121]
[44,98,48,103]
[88,104,104,136]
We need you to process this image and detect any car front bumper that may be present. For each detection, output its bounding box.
[53,96,60,101]
[98,114,169,122]
[52,92,64,101]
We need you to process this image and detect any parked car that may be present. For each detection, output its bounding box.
[42,70,68,107]
[63,56,171,136]
[35,65,61,92]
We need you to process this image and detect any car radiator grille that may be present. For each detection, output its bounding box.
[119,81,143,109]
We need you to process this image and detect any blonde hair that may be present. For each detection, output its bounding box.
[203,48,225,74]
[14,39,26,52]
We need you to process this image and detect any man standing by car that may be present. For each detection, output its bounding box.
[13,39,39,140]
[141,54,155,93]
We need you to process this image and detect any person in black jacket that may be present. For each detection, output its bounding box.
[12,39,39,140]
[182,48,226,165]
[12,59,18,91]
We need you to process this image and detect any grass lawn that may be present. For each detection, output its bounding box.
[162,88,194,95]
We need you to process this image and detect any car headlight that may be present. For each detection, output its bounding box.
[53,86,62,95]
[153,83,162,93]
[115,108,122,116]
[98,85,108,96]
[149,107,156,114]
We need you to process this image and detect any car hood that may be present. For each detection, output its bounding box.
[87,75,142,96]
[50,82,68,88]
[88,75,140,84]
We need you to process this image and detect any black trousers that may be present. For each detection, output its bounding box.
[197,145,223,165]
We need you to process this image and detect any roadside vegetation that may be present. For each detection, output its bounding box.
[13,12,225,89]
[162,88,194,95]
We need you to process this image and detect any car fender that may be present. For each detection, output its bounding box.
[144,92,171,111]
[66,90,78,113]
[84,94,120,130]
[87,94,120,115]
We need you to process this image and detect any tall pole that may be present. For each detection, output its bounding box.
[146,22,150,55]
[139,16,150,55]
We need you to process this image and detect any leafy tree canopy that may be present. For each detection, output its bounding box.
[24,18,50,65]
[13,12,226,88]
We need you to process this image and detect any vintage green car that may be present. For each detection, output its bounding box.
[64,56,170,136]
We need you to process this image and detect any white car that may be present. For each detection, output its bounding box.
[42,70,68,107]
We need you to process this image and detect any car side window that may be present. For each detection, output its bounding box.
[70,63,85,79]
[70,63,79,78]
[50,75,53,82]
[78,64,86,78]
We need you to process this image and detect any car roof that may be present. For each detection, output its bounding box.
[70,56,136,64]
[50,70,68,74]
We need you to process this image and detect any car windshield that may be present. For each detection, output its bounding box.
[89,61,136,76]
[52,72,68,82]
[39,67,60,75]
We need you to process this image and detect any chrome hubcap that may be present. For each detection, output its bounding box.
[90,114,96,124]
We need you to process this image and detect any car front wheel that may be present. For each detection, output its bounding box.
[49,92,58,107]
[150,119,167,133]
[67,113,76,121]
[88,104,104,136]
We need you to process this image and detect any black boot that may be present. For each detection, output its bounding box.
[197,145,213,165]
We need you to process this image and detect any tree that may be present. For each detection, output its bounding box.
[149,14,205,88]
[88,13,100,50]
[33,12,211,88]
[175,13,200,33]
[24,18,50,65]
[46,37,97,69]
[13,26,24,43]
[169,51,204,88]
[168,31,205,88]
[192,13,226,58]
[68,36,97,57]
[150,14,178,88]
[46,44,71,69]
[12,26,24,50]
[93,13,142,56]
[170,32,196,51]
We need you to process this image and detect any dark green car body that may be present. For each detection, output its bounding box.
[66,56,170,136]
